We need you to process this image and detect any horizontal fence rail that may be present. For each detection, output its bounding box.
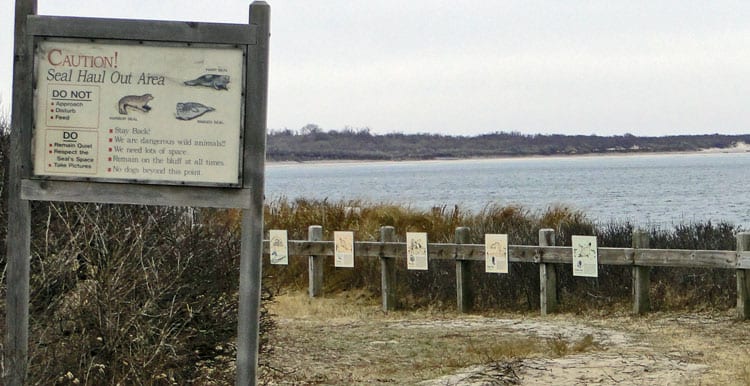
[263,226,750,319]
[262,241,744,268]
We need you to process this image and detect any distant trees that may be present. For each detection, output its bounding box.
[266,125,750,162]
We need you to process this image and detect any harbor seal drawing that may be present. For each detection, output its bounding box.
[117,94,154,115]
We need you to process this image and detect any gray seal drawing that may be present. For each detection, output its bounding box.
[175,102,215,121]
[183,74,230,90]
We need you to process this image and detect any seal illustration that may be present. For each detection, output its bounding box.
[183,74,230,90]
[117,94,154,115]
[175,102,215,120]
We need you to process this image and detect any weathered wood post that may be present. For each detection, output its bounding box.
[308,225,324,298]
[632,229,651,315]
[455,227,473,313]
[6,1,36,384]
[236,4,271,385]
[539,229,557,315]
[380,226,398,311]
[736,232,750,319]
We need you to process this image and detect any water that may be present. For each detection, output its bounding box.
[265,152,750,228]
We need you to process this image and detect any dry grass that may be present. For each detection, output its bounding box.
[265,290,750,385]
[546,333,598,357]
[265,291,556,384]
[270,289,382,321]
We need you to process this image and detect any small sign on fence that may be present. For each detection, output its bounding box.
[485,234,509,273]
[406,232,429,270]
[572,235,598,277]
[269,230,288,265]
[334,231,354,268]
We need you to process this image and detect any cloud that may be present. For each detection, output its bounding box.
[3,1,750,135]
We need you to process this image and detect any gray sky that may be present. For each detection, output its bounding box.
[2,1,750,136]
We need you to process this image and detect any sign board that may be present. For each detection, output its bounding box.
[334,231,354,268]
[269,230,288,265]
[485,234,509,273]
[33,41,244,186]
[572,235,598,277]
[406,232,429,270]
[8,5,270,385]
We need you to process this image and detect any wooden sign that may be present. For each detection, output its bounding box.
[8,3,270,385]
[33,41,244,186]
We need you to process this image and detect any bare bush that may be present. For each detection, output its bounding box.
[25,204,249,384]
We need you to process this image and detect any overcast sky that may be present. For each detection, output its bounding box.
[2,1,750,136]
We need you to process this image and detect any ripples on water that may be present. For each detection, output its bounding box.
[265,152,750,228]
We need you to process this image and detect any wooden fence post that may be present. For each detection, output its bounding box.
[736,232,750,319]
[308,225,324,298]
[632,229,651,315]
[456,227,473,313]
[380,226,397,311]
[539,229,557,315]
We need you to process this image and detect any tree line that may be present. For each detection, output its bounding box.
[267,124,750,161]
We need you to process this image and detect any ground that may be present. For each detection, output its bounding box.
[262,291,750,385]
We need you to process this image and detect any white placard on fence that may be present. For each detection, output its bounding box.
[406,232,428,270]
[485,233,509,273]
[334,231,354,268]
[572,235,598,277]
[269,229,288,265]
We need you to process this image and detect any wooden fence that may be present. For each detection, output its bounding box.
[263,225,750,318]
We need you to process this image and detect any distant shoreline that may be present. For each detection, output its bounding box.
[266,131,750,165]
[267,144,750,166]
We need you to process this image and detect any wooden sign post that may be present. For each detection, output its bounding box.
[7,2,270,384]
[7,1,37,383]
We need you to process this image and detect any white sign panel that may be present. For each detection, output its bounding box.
[33,41,244,185]
[572,235,598,277]
[269,230,288,265]
[485,234,509,274]
[406,232,428,271]
[334,231,354,268]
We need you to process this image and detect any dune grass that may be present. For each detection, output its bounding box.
[262,197,740,312]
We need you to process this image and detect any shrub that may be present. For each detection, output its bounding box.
[23,203,274,384]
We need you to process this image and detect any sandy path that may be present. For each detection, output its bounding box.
[263,293,750,385]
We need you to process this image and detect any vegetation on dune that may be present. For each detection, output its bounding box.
[24,203,261,384]
[2,191,740,383]
[263,197,742,312]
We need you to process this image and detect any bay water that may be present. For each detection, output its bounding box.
[265,152,750,228]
